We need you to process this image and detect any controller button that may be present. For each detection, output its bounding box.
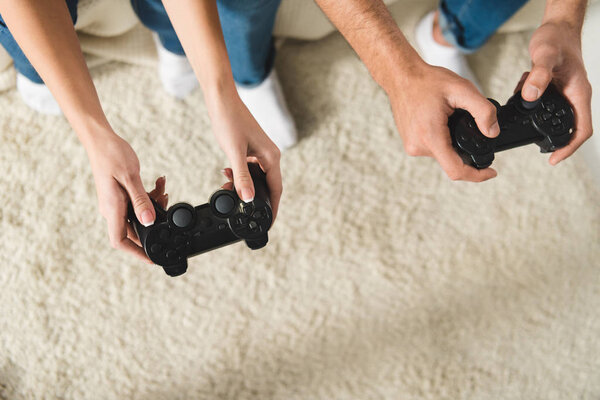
[542,112,552,121]
[218,223,227,231]
[249,221,258,231]
[235,214,249,226]
[198,217,212,228]
[555,109,566,117]
[551,117,561,126]
[243,203,253,215]
[214,194,235,215]
[543,102,555,112]
[159,229,170,241]
[172,208,194,228]
[253,210,262,219]
[174,235,186,245]
[166,250,177,259]
[150,243,163,254]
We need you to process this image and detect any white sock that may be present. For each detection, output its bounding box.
[16,73,62,115]
[415,11,482,91]
[236,70,298,151]
[153,34,198,99]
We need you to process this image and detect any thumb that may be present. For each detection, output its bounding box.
[230,155,255,203]
[522,49,558,101]
[124,174,156,227]
[451,84,500,138]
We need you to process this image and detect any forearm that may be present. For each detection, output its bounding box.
[0,0,113,148]
[543,0,587,35]
[314,0,423,93]
[160,0,238,115]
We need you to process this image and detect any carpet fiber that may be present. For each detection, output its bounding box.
[1,20,599,400]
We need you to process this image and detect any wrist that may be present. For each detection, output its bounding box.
[369,33,427,96]
[76,119,118,152]
[203,79,243,120]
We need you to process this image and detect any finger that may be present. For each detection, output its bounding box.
[262,161,283,221]
[522,46,560,101]
[230,155,255,203]
[127,223,142,247]
[449,83,500,138]
[221,168,233,182]
[514,72,529,94]
[122,174,156,227]
[157,193,168,210]
[221,182,234,191]
[549,96,593,165]
[106,214,152,263]
[148,176,166,200]
[427,126,498,182]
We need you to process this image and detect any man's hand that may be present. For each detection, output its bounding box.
[86,130,167,263]
[520,2,592,165]
[389,62,500,182]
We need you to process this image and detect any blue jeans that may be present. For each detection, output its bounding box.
[0,0,281,86]
[439,0,530,53]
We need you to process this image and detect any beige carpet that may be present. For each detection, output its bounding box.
[1,18,600,400]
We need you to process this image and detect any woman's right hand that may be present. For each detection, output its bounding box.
[85,131,167,262]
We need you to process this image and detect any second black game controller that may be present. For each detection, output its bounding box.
[128,163,273,277]
[448,82,574,169]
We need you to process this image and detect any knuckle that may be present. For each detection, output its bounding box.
[131,193,148,208]
[404,141,421,157]
[110,237,123,249]
[485,103,497,118]
[534,43,560,61]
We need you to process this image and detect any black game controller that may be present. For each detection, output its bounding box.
[448,83,574,169]
[128,163,273,277]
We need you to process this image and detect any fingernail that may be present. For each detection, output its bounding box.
[141,210,154,227]
[488,121,500,137]
[241,189,254,203]
[523,84,539,100]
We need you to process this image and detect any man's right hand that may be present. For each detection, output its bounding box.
[388,62,500,182]
[86,131,166,262]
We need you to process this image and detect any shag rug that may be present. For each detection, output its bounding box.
[1,12,599,400]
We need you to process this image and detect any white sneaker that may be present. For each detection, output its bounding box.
[16,73,62,115]
[415,11,481,91]
[153,34,199,99]
[236,70,298,151]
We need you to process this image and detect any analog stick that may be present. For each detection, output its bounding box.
[172,207,194,228]
[214,194,235,215]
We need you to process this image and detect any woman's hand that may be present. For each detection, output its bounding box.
[388,62,500,182]
[208,94,283,221]
[85,130,167,262]
[520,20,593,165]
